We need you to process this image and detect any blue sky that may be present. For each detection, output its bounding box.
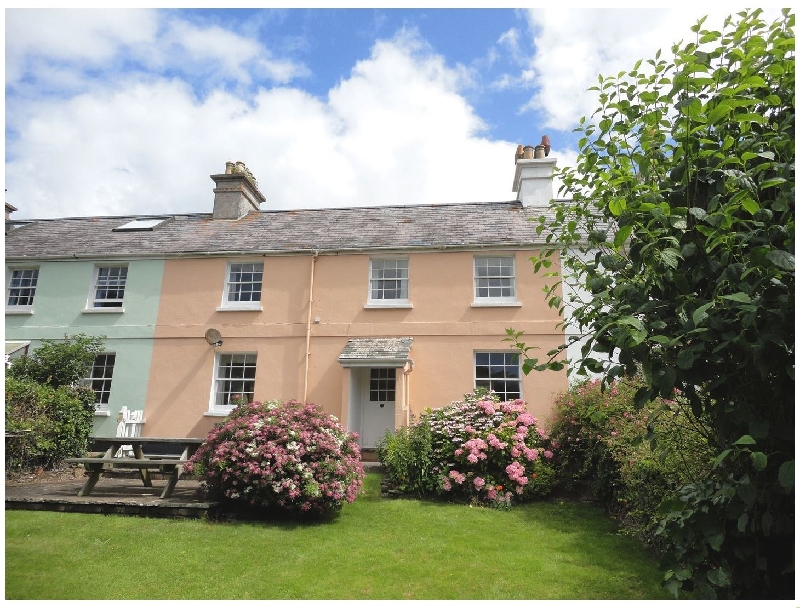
[4,5,769,219]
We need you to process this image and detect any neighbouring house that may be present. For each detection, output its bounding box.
[4,146,568,446]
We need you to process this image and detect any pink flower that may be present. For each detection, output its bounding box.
[473,477,486,490]
[478,400,496,415]
[442,479,452,492]
[543,449,554,460]
[467,453,479,464]
[448,470,466,485]
[610,431,617,437]
[523,447,539,461]
[516,413,536,427]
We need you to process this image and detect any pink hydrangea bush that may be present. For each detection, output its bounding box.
[425,391,556,505]
[186,400,364,515]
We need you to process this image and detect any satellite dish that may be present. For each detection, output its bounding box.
[205,328,223,346]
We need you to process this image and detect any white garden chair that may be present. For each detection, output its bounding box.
[115,406,145,457]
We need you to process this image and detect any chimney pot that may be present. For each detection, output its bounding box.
[522,145,534,160]
[225,161,235,174]
[534,145,546,159]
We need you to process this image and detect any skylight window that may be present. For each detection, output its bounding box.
[112,218,169,232]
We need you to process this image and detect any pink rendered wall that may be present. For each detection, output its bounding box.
[144,250,567,437]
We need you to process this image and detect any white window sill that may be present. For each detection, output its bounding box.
[204,411,233,417]
[217,305,263,312]
[94,410,111,417]
[5,308,34,315]
[82,307,125,314]
[364,302,413,309]
[471,301,522,308]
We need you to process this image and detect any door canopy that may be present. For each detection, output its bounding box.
[337,337,413,368]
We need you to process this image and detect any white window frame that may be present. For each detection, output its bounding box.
[472,255,520,307]
[365,257,412,308]
[85,352,116,413]
[209,352,257,415]
[474,351,523,402]
[6,266,40,314]
[219,261,264,311]
[85,264,128,311]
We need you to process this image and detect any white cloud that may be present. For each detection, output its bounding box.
[520,7,777,131]
[5,26,520,219]
[5,9,159,85]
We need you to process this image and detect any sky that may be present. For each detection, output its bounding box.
[3,4,777,220]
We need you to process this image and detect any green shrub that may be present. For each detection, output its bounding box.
[376,420,434,496]
[5,377,96,470]
[549,377,714,544]
[7,334,105,388]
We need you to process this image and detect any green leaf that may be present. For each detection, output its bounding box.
[614,225,633,247]
[707,532,725,552]
[741,197,759,215]
[760,177,787,189]
[778,460,794,491]
[677,349,695,370]
[722,292,752,303]
[664,578,681,598]
[692,302,714,325]
[750,451,767,471]
[734,434,757,446]
[713,449,732,468]
[707,567,731,588]
[767,250,794,271]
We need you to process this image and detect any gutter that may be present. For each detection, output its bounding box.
[4,243,546,264]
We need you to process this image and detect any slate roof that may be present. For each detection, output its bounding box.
[338,337,413,366]
[5,201,559,261]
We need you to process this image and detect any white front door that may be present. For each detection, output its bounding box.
[360,368,396,448]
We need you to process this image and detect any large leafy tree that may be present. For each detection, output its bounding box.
[510,9,794,599]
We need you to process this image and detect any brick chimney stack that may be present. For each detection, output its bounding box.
[210,161,266,220]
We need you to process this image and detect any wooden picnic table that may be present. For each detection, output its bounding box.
[65,436,205,499]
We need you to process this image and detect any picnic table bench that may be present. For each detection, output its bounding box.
[65,436,205,499]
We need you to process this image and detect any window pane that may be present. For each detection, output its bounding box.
[85,353,116,409]
[93,266,127,307]
[474,352,521,401]
[7,268,39,306]
[227,263,263,303]
[474,256,515,299]
[370,259,409,301]
[369,368,396,401]
[215,353,257,407]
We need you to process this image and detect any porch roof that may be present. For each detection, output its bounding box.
[337,337,413,368]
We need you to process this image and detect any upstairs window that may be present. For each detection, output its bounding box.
[221,262,263,310]
[367,258,410,307]
[473,256,517,305]
[89,265,128,309]
[212,353,257,414]
[86,353,116,412]
[6,267,39,311]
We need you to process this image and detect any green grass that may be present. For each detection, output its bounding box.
[5,474,672,600]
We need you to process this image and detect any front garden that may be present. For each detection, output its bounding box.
[4,473,672,600]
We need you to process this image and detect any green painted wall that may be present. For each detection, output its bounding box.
[5,259,164,436]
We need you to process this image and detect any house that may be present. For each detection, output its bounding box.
[5,146,568,446]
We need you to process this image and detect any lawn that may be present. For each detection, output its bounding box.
[5,473,673,600]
